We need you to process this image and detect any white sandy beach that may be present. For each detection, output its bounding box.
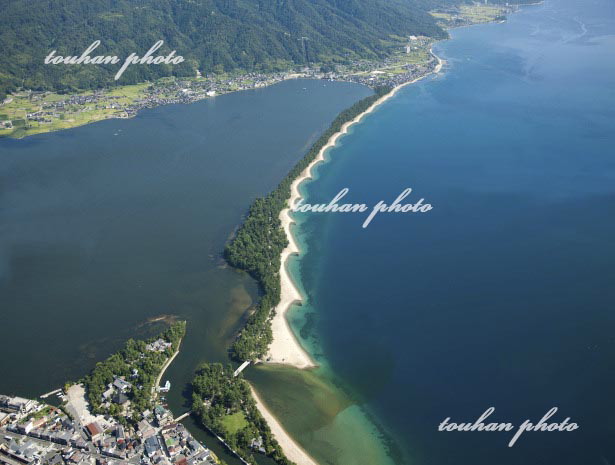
[265,52,445,370]
[153,340,181,400]
[255,52,445,465]
[250,385,319,465]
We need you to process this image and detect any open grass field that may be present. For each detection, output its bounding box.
[0,86,146,138]
[220,411,249,435]
[431,4,509,29]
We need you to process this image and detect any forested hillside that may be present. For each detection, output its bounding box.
[0,0,449,99]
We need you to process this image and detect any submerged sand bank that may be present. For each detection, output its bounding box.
[265,51,445,369]
[249,385,319,465]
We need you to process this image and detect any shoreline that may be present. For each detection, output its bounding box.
[249,385,319,465]
[0,75,301,140]
[265,51,445,370]
[153,339,182,400]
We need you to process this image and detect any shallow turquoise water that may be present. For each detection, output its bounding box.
[288,1,615,464]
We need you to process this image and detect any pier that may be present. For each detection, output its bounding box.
[40,388,62,399]
[174,411,192,422]
[233,361,250,377]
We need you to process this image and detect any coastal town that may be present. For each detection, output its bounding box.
[0,38,435,139]
[0,3,515,139]
[0,392,216,465]
[0,323,224,465]
[0,320,294,465]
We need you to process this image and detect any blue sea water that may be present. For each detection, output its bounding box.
[289,0,615,463]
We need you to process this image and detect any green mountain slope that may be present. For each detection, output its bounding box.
[0,0,448,99]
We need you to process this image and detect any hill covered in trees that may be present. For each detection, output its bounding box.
[0,0,452,100]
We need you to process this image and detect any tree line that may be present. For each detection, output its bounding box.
[225,86,391,361]
[192,363,295,465]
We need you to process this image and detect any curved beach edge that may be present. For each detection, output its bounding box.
[265,51,445,370]
[249,385,320,465]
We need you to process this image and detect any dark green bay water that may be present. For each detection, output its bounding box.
[0,79,371,464]
[248,0,615,464]
[3,0,615,464]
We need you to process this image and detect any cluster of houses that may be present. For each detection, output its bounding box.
[0,396,37,416]
[100,377,133,410]
[322,59,436,89]
[1,68,299,133]
[1,438,48,465]
[1,401,90,465]
[145,340,173,353]
[0,37,443,137]
[314,36,438,89]
[142,420,212,465]
[25,111,56,123]
[2,43,437,135]
[1,394,217,465]
[120,71,289,118]
[83,422,139,459]
[12,413,87,450]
